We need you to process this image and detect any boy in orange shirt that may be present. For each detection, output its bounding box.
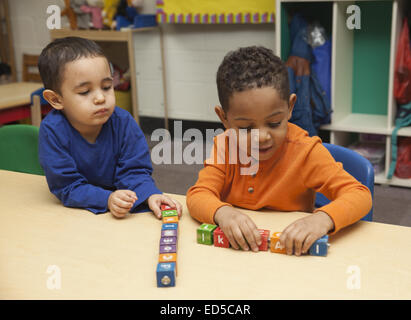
[186,46,372,256]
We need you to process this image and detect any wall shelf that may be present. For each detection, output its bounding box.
[276,0,411,188]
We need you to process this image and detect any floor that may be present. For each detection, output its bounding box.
[147,136,411,228]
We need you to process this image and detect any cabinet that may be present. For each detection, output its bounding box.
[276,0,411,187]
[0,0,16,82]
[50,27,168,127]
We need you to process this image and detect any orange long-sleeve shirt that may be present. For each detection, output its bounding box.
[186,123,372,235]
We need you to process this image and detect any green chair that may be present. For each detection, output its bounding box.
[0,124,44,175]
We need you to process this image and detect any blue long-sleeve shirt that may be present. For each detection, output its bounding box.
[38,107,162,214]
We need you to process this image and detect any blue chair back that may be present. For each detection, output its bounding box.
[315,143,374,221]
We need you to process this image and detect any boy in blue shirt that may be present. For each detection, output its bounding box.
[38,37,182,218]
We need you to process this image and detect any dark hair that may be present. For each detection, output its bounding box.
[216,46,290,111]
[38,37,107,94]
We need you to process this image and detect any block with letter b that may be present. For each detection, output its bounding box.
[270,232,286,254]
[213,227,230,248]
[309,235,329,256]
[156,262,176,287]
[197,223,217,245]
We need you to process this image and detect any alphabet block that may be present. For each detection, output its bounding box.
[270,232,286,254]
[163,215,179,224]
[258,229,270,251]
[162,223,178,231]
[162,209,178,217]
[161,229,177,238]
[160,236,177,246]
[159,253,177,263]
[213,227,230,248]
[160,244,177,254]
[309,235,329,256]
[156,262,176,287]
[160,204,172,211]
[197,223,217,245]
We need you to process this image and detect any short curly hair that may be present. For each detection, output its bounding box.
[216,46,289,111]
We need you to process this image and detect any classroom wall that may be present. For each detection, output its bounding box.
[9,0,276,123]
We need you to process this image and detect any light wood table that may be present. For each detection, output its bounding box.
[0,170,410,299]
[0,82,43,126]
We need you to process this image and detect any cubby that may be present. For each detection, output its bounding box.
[276,0,411,187]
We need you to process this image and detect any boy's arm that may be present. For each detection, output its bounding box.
[302,143,373,234]
[186,136,233,224]
[39,126,112,214]
[113,117,162,211]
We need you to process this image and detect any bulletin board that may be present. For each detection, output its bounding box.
[156,0,275,24]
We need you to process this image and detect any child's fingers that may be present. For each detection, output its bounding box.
[113,196,133,210]
[172,200,183,217]
[294,231,309,256]
[232,225,249,251]
[246,219,262,247]
[118,190,137,202]
[225,227,240,250]
[241,222,259,252]
[110,204,128,219]
[302,234,318,254]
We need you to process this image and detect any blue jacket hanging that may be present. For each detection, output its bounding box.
[287,14,332,136]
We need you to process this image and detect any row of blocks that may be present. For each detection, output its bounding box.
[156,205,179,287]
[197,223,329,256]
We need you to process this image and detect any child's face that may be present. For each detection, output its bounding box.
[216,87,296,161]
[58,56,115,133]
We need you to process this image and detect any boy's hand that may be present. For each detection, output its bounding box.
[147,194,183,219]
[108,190,137,219]
[214,206,262,252]
[279,211,334,256]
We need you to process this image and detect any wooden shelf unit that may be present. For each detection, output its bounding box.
[276,0,411,188]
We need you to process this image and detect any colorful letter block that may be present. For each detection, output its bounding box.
[156,262,176,287]
[159,253,177,263]
[162,209,178,217]
[160,244,177,254]
[213,227,230,248]
[163,215,179,224]
[309,235,329,256]
[162,223,178,231]
[160,236,177,246]
[270,232,286,254]
[197,223,217,245]
[258,229,270,251]
[160,204,172,211]
[161,229,177,238]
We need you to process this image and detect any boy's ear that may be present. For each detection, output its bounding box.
[287,94,297,120]
[214,105,230,129]
[43,89,64,110]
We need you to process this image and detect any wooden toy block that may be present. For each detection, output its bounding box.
[162,209,178,217]
[270,232,286,254]
[160,204,172,211]
[163,215,179,224]
[309,235,329,256]
[156,262,176,287]
[162,223,178,231]
[213,227,230,248]
[160,244,177,254]
[159,253,177,263]
[161,229,177,238]
[160,236,177,246]
[197,223,217,245]
[258,229,270,251]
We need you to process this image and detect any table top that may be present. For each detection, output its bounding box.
[0,82,43,110]
[0,170,410,299]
